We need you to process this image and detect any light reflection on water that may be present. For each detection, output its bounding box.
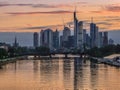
[0,58,120,90]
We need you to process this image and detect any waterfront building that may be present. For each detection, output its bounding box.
[40,29,53,50]
[86,34,91,49]
[68,36,75,48]
[98,32,103,48]
[90,19,99,48]
[74,10,84,51]
[109,38,114,45]
[74,9,78,48]
[33,32,39,48]
[53,29,59,49]
[77,21,84,51]
[63,27,71,42]
[103,32,108,46]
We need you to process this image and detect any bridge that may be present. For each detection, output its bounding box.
[17,52,86,59]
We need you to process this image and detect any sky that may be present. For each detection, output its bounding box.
[0,0,120,32]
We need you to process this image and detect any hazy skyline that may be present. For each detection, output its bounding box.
[0,0,120,32]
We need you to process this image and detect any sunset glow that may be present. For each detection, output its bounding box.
[0,0,120,32]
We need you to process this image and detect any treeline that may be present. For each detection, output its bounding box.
[86,44,120,57]
[0,46,50,59]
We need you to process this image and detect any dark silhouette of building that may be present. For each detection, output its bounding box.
[109,38,114,45]
[68,36,75,48]
[40,29,53,50]
[103,32,108,46]
[53,29,59,49]
[13,36,19,48]
[90,19,99,48]
[33,32,39,48]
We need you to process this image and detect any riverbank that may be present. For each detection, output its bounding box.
[0,56,27,66]
[91,54,120,67]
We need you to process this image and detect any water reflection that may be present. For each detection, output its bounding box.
[0,58,120,90]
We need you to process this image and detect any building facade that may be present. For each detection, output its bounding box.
[33,32,39,48]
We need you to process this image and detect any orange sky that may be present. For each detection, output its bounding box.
[0,0,120,32]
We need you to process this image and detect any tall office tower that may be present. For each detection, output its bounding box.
[68,36,75,48]
[62,26,71,48]
[40,29,53,50]
[83,29,87,45]
[98,32,103,48]
[90,19,99,48]
[60,35,63,48]
[74,9,78,48]
[86,34,91,48]
[33,32,39,48]
[53,29,59,49]
[63,27,71,42]
[95,26,99,47]
[77,21,84,51]
[40,30,44,46]
[103,32,108,46]
[109,38,114,45]
[90,22,96,48]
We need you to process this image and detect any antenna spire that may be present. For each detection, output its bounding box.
[91,17,93,23]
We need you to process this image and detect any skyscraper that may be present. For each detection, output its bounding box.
[74,10,83,51]
[77,21,83,50]
[109,38,114,45]
[63,27,71,42]
[98,32,103,48]
[74,9,78,48]
[90,19,99,48]
[40,29,53,50]
[103,32,108,46]
[33,32,39,48]
[53,29,59,49]
[61,26,71,48]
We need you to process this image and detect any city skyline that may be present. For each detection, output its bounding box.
[0,0,120,32]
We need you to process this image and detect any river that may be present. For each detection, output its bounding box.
[0,57,120,90]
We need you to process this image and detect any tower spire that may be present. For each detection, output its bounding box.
[91,17,93,23]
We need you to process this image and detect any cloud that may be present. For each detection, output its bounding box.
[0,2,73,8]
[20,24,64,30]
[104,4,120,12]
[6,10,73,15]
[90,11,103,13]
[96,21,113,26]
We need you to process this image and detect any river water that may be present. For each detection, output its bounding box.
[0,57,120,90]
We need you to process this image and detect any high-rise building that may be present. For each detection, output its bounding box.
[60,26,71,49]
[74,9,78,48]
[53,29,59,49]
[74,10,84,51]
[86,34,91,48]
[63,27,71,42]
[98,32,103,48]
[95,26,99,47]
[103,32,108,46]
[40,29,53,50]
[33,32,39,48]
[109,38,114,45]
[68,36,75,48]
[83,29,87,45]
[90,19,99,48]
[90,22,96,48]
[77,21,84,51]
[60,35,63,48]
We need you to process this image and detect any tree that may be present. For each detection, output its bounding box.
[0,48,8,59]
[36,46,50,56]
